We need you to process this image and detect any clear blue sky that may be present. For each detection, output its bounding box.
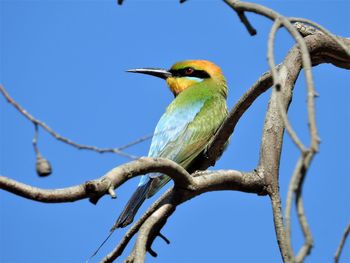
[1,1,349,262]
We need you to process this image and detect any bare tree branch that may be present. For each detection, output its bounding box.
[284,153,315,262]
[0,175,90,203]
[0,158,192,204]
[101,189,173,263]
[100,169,266,262]
[222,1,350,262]
[2,1,350,263]
[131,203,175,263]
[0,84,138,160]
[334,223,350,263]
[295,186,313,262]
[290,18,350,56]
[0,156,265,206]
[268,18,307,153]
[266,15,318,262]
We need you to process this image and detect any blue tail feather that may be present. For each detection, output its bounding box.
[113,179,152,229]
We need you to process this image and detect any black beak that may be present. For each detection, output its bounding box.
[126,68,172,79]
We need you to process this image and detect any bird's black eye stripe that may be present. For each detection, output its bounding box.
[169,67,210,79]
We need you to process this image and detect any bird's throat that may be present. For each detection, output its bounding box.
[166,77,199,97]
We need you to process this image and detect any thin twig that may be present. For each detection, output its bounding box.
[282,18,320,153]
[224,0,257,35]
[117,133,154,151]
[32,123,52,177]
[294,153,314,262]
[0,84,137,160]
[270,193,291,262]
[284,153,314,263]
[284,156,303,259]
[267,18,307,153]
[295,194,313,262]
[267,17,282,88]
[334,223,350,263]
[32,124,40,156]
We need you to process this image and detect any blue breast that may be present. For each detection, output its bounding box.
[148,99,205,157]
[137,100,205,186]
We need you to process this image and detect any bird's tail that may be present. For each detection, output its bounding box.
[112,179,152,229]
[86,180,152,262]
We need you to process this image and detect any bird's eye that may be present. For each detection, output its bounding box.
[184,67,194,75]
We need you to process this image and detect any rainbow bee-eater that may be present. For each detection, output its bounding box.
[116,60,228,228]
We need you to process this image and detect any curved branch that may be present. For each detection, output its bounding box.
[102,189,174,263]
[266,15,320,261]
[285,152,315,262]
[268,18,307,153]
[0,157,193,204]
[0,157,262,207]
[132,203,175,263]
[126,169,266,262]
[101,168,266,262]
[101,157,194,194]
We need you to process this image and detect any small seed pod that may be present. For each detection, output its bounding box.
[36,156,52,177]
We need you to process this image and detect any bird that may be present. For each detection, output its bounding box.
[115,60,228,228]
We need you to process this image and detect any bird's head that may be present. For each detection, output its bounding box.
[127,60,227,97]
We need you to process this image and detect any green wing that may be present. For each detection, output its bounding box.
[147,96,227,197]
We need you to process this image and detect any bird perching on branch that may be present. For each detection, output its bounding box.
[115,60,228,228]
